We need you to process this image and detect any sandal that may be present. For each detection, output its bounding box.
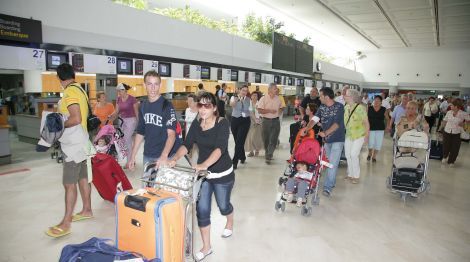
[72,213,94,222]
[194,249,213,261]
[45,226,71,238]
[351,178,359,184]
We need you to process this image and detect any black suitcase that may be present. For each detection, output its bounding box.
[429,140,443,160]
[392,168,424,192]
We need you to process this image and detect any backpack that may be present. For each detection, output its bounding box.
[141,98,182,138]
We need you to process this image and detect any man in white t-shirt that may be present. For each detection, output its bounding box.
[334,85,349,105]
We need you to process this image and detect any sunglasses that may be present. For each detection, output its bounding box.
[197,103,214,109]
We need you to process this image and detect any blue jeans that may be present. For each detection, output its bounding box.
[196,179,234,227]
[323,142,344,193]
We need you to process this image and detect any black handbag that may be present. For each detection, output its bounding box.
[73,84,101,132]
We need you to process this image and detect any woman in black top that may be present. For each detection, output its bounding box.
[367,95,389,162]
[166,92,234,261]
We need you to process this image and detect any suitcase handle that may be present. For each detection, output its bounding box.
[124,195,149,212]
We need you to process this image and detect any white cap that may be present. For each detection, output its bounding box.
[116,83,126,90]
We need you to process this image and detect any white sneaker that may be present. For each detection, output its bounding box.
[221,228,233,238]
[296,197,303,207]
[194,249,213,262]
[441,157,448,164]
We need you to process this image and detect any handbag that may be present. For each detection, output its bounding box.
[73,83,101,131]
[345,103,360,133]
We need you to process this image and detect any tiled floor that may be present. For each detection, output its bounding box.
[0,118,469,262]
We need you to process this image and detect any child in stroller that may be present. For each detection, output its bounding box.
[93,124,128,165]
[275,128,328,216]
[283,161,314,207]
[95,136,111,154]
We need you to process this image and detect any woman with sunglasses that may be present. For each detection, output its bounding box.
[165,92,234,261]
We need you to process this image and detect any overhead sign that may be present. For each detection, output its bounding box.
[0,45,46,70]
[143,60,158,75]
[0,14,42,43]
[83,54,117,74]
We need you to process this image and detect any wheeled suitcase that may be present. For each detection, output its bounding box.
[429,140,443,160]
[115,188,184,261]
[92,153,132,202]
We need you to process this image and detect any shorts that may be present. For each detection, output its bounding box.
[63,160,88,184]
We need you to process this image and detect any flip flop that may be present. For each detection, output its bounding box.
[45,226,71,238]
[72,214,94,222]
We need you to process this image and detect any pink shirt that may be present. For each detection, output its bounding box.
[117,95,137,118]
[443,110,469,134]
[257,94,282,119]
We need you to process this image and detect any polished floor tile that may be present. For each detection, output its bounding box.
[0,118,469,262]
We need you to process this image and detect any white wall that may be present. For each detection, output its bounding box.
[316,59,363,84]
[1,0,367,85]
[1,0,272,71]
[357,48,470,90]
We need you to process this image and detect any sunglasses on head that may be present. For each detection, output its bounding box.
[197,102,214,109]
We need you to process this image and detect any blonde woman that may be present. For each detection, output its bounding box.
[344,89,369,184]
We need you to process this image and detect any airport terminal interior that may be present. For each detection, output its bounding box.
[0,0,469,261]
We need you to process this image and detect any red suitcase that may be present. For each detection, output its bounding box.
[91,153,132,202]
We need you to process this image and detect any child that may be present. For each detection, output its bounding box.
[95,137,109,154]
[283,162,314,207]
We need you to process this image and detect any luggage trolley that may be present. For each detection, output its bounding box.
[141,162,208,262]
[387,130,431,202]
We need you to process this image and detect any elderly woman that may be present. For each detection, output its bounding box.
[245,91,263,157]
[439,98,470,166]
[344,89,369,184]
[396,101,429,139]
[367,95,389,162]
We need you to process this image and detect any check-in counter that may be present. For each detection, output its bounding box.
[15,114,42,144]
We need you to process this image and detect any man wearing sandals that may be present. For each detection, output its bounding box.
[46,63,93,238]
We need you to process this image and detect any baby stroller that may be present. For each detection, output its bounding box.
[275,128,329,216]
[387,129,431,201]
[93,120,128,165]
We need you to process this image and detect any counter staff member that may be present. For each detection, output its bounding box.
[257,83,284,164]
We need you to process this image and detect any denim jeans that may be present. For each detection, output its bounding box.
[196,179,235,227]
[323,142,345,193]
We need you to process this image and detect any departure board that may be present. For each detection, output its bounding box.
[295,40,313,74]
[272,32,295,72]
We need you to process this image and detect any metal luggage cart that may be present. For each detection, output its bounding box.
[141,163,208,262]
[387,132,431,202]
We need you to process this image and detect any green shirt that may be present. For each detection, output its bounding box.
[344,103,367,140]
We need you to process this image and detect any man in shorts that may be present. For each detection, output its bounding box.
[46,63,93,238]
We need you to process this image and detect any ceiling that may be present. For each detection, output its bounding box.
[147,0,470,52]
[273,0,470,50]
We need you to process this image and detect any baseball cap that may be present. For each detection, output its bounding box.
[116,83,126,90]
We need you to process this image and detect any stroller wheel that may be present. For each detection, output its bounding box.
[301,206,312,217]
[400,192,407,202]
[280,202,286,212]
[278,177,285,186]
[274,201,281,211]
